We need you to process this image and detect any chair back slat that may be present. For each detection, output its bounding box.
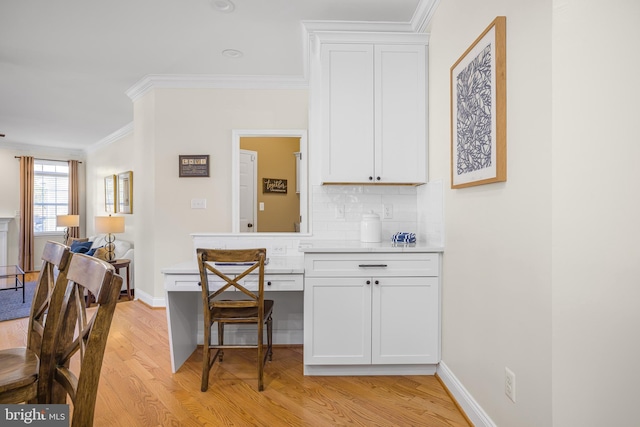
[27,241,71,355]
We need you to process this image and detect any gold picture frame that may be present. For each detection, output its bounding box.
[450,16,507,189]
[104,175,116,213]
[117,171,133,214]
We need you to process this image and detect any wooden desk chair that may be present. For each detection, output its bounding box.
[197,248,273,391]
[0,241,71,404]
[38,253,122,426]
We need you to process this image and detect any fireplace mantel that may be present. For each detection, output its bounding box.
[0,217,14,266]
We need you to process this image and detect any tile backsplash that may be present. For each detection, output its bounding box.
[191,180,444,255]
[311,184,419,242]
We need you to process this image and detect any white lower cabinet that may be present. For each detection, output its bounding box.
[303,252,440,374]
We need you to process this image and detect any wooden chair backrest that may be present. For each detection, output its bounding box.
[197,248,266,314]
[27,241,71,355]
[38,252,123,427]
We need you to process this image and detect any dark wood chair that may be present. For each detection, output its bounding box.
[197,248,273,391]
[0,241,71,404]
[38,252,122,426]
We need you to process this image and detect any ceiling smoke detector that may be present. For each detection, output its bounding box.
[222,49,243,58]
[211,0,235,13]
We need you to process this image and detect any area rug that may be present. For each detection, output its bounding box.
[0,281,36,322]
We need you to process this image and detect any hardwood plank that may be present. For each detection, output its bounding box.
[0,300,470,426]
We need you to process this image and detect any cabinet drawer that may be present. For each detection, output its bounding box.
[165,274,226,292]
[242,274,303,291]
[165,273,303,292]
[304,253,439,277]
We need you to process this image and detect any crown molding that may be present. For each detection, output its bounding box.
[301,20,415,34]
[86,122,134,153]
[126,74,308,102]
[1,141,85,159]
[411,0,441,33]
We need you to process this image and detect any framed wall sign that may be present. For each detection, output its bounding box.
[179,155,210,177]
[450,16,507,189]
[263,178,287,194]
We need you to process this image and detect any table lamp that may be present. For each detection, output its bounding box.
[95,215,125,261]
[56,214,80,245]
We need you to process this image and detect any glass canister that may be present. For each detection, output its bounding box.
[360,211,381,243]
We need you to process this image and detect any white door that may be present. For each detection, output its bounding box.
[303,277,372,365]
[371,276,439,364]
[320,43,375,183]
[375,44,427,183]
[239,150,257,232]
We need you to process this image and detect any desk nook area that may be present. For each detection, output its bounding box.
[162,233,443,377]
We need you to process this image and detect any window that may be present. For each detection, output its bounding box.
[34,160,69,233]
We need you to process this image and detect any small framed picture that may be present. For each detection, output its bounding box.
[179,155,210,177]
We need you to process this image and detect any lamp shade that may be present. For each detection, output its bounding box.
[95,215,125,234]
[57,214,79,227]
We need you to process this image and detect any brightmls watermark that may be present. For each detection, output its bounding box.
[1,405,69,426]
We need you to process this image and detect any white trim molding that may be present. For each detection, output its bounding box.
[125,74,308,102]
[86,121,134,153]
[437,361,497,427]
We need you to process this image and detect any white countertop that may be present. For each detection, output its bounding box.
[298,240,444,253]
[161,256,305,275]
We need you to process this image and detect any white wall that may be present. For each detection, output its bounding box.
[129,88,308,305]
[85,132,136,242]
[552,0,640,425]
[429,1,553,426]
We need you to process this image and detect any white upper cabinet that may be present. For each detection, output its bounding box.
[312,33,428,185]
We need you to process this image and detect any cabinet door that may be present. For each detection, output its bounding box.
[304,277,372,364]
[375,44,427,184]
[320,43,375,183]
[372,276,439,364]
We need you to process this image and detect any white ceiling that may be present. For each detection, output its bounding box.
[0,0,435,151]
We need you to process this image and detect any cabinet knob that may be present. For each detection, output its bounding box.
[368,176,373,181]
[366,280,371,285]
[376,176,381,181]
[375,280,380,285]
[267,281,272,286]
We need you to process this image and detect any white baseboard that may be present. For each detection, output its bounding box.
[134,288,166,308]
[437,361,497,427]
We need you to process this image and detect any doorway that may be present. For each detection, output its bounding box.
[232,129,308,234]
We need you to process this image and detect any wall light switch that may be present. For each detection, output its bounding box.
[259,202,265,211]
[191,198,206,209]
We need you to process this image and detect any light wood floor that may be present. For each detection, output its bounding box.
[0,297,470,426]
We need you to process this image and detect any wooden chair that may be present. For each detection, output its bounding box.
[197,248,273,391]
[38,252,122,426]
[0,241,71,404]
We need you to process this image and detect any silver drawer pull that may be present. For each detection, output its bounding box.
[358,264,388,268]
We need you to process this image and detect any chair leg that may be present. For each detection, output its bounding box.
[257,319,264,391]
[201,322,211,392]
[267,314,273,361]
[218,322,224,362]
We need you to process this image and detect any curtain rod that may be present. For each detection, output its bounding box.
[15,156,82,164]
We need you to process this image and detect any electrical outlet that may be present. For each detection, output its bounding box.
[335,205,345,219]
[271,245,286,255]
[383,204,393,219]
[505,367,516,403]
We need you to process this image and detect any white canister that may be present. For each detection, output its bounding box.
[360,212,381,243]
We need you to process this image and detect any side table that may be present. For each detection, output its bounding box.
[0,265,26,303]
[108,259,132,301]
